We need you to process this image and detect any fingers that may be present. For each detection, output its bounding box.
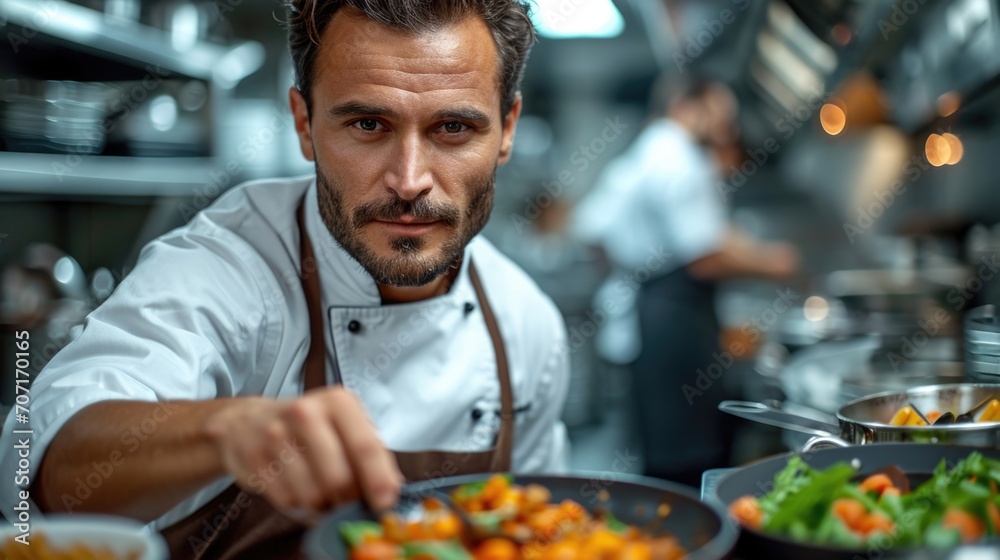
[259,417,316,511]
[283,397,358,510]
[207,404,300,511]
[324,389,404,511]
[208,390,402,516]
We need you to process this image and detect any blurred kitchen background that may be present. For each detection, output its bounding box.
[3,0,1000,483]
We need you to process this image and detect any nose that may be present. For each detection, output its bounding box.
[383,133,433,201]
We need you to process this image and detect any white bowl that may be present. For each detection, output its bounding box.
[0,515,167,559]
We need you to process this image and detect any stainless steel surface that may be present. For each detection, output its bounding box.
[719,400,841,438]
[801,435,851,450]
[777,335,964,413]
[721,383,1000,448]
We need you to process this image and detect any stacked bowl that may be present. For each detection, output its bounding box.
[964,305,1000,381]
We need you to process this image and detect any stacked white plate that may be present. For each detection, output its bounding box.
[965,304,1000,381]
[1,80,110,154]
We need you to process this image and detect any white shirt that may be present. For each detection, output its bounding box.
[0,177,570,530]
[572,119,726,364]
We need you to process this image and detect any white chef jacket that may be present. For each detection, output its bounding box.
[0,176,570,530]
[571,119,726,364]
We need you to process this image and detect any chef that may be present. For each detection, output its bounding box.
[573,77,798,486]
[0,1,569,557]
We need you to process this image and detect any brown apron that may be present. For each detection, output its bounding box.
[161,199,514,559]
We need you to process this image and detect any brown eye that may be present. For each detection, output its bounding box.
[357,119,380,131]
[443,121,466,134]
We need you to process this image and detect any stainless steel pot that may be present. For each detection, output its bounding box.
[720,383,1000,447]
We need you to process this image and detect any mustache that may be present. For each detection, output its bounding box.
[353,194,462,228]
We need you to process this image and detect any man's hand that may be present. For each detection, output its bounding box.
[203,387,404,515]
[759,241,800,281]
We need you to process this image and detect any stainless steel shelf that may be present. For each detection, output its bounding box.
[0,0,264,86]
[0,152,222,197]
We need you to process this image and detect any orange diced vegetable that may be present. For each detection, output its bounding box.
[404,520,428,541]
[543,541,581,560]
[481,475,511,506]
[528,507,567,540]
[618,542,653,560]
[860,511,895,536]
[430,514,462,540]
[380,514,406,543]
[474,538,519,560]
[942,508,986,543]
[728,496,763,529]
[584,529,626,556]
[525,484,552,507]
[832,498,867,531]
[859,474,895,495]
[349,540,404,560]
[559,500,586,521]
[423,498,443,511]
[925,410,942,424]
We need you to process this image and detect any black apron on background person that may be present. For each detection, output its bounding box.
[160,197,514,559]
[632,265,731,488]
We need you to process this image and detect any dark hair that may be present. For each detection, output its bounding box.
[285,0,536,117]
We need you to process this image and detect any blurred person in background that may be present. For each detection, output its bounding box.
[573,75,799,486]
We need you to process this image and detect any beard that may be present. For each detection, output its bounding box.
[315,163,496,287]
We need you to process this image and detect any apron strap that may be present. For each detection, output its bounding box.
[467,262,514,470]
[296,198,513,469]
[298,202,334,391]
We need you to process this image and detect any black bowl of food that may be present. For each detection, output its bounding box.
[305,472,738,559]
[714,444,1000,560]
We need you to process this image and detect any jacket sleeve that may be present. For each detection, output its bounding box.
[0,226,274,523]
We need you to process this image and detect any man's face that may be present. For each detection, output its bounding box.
[290,9,521,287]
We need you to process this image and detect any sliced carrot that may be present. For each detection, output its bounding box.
[859,474,895,495]
[860,511,895,536]
[481,475,509,506]
[942,508,986,543]
[474,538,519,560]
[423,497,442,511]
[620,542,653,560]
[559,499,586,521]
[545,541,582,560]
[349,540,404,560]
[430,514,461,540]
[584,530,627,556]
[728,496,763,529]
[404,520,428,541]
[833,498,867,531]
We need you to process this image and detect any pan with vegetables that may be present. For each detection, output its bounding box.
[720,383,1000,447]
[304,473,738,560]
[713,443,1000,560]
